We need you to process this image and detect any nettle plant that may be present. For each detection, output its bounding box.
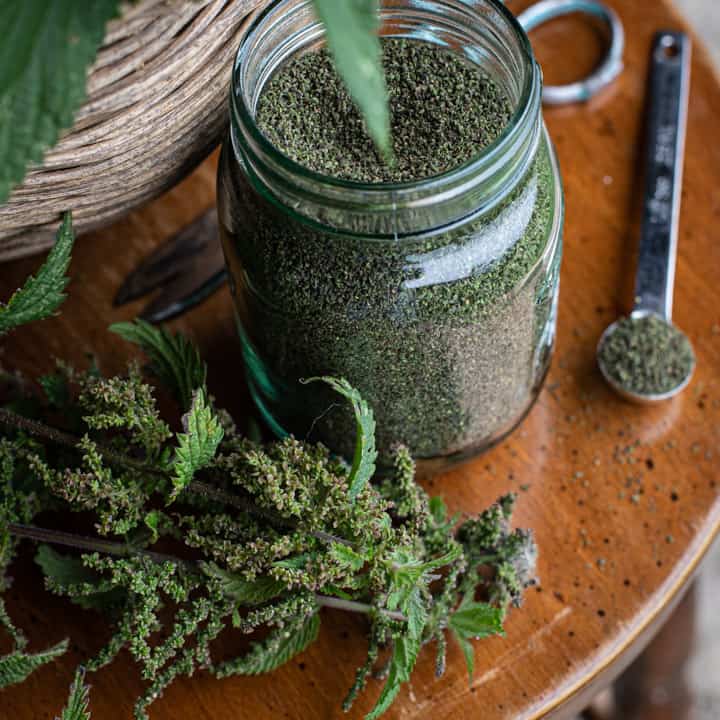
[0,216,538,717]
[1,0,392,204]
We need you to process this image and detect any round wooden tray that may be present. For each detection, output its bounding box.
[0,0,266,263]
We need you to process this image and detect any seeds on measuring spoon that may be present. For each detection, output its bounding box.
[597,315,696,397]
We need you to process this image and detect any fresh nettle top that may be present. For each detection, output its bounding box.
[0,216,538,718]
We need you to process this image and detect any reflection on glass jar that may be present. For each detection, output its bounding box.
[218,0,564,473]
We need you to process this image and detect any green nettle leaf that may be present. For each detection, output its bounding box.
[39,372,71,410]
[448,601,504,640]
[57,667,91,720]
[170,388,224,498]
[368,585,428,720]
[448,601,504,681]
[35,545,126,611]
[0,1,120,203]
[429,496,447,524]
[0,213,74,335]
[143,511,161,543]
[311,0,391,159]
[0,639,69,689]
[330,543,367,571]
[201,563,285,606]
[304,377,377,501]
[215,613,320,677]
[453,631,475,681]
[109,320,207,410]
[273,553,313,571]
[366,632,420,720]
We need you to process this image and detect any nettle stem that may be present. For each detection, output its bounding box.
[315,595,405,621]
[6,522,405,622]
[7,522,179,565]
[0,408,352,548]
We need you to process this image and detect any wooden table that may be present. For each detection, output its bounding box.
[2,1,719,718]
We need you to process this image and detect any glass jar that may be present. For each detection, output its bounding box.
[218,0,564,474]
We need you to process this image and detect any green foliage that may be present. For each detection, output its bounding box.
[110,320,207,410]
[36,545,125,611]
[171,388,224,499]
[448,601,504,682]
[39,371,71,409]
[448,601,504,639]
[0,2,120,202]
[58,667,92,720]
[0,639,68,689]
[456,495,538,608]
[31,436,151,537]
[0,213,74,335]
[364,633,411,719]
[303,377,377,501]
[379,445,427,532]
[201,562,285,606]
[311,0,391,159]
[329,543,367,572]
[0,438,42,650]
[79,364,172,458]
[216,612,320,676]
[0,317,536,719]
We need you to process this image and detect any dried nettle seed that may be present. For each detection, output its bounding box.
[257,40,511,183]
[598,315,695,397]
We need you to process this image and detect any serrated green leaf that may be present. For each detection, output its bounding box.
[448,602,504,640]
[170,388,224,499]
[387,545,462,612]
[35,545,125,611]
[215,612,320,677]
[367,585,427,720]
[0,639,68,689]
[0,213,74,335]
[404,587,428,644]
[330,543,367,571]
[57,667,91,720]
[311,0,391,159]
[365,631,421,720]
[273,553,313,571]
[144,511,161,543]
[109,320,206,410]
[0,1,120,202]
[39,372,71,409]
[429,496,447,524]
[418,545,462,574]
[0,597,26,653]
[201,562,285,606]
[303,377,377,501]
[452,630,475,682]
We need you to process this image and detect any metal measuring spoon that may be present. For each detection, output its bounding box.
[597,31,695,404]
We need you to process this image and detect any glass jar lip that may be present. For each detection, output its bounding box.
[231,0,538,194]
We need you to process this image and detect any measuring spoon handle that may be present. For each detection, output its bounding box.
[633,32,691,320]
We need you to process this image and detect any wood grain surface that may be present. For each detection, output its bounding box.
[1,1,720,718]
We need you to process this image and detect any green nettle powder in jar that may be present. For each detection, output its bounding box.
[257,41,512,182]
[218,0,564,472]
[597,315,696,396]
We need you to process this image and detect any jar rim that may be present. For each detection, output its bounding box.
[231,0,538,195]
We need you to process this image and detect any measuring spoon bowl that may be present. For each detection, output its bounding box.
[597,310,696,405]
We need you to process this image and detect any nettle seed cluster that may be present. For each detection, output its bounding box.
[0,317,538,720]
